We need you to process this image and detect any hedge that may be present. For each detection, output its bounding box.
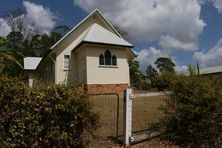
[161,76,222,147]
[0,75,99,147]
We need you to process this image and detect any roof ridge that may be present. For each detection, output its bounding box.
[49,9,123,50]
[81,23,95,41]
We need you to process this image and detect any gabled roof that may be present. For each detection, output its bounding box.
[50,9,125,50]
[83,23,133,47]
[200,65,222,75]
[24,57,42,70]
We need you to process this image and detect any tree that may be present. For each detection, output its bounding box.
[5,31,24,50]
[146,64,158,81]
[154,57,175,73]
[129,60,141,87]
[3,8,24,32]
[187,64,196,76]
[0,37,23,75]
[28,32,62,56]
[52,25,70,36]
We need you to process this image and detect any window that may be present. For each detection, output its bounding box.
[104,50,111,65]
[64,55,70,70]
[99,50,117,66]
[99,54,104,65]
[112,55,117,66]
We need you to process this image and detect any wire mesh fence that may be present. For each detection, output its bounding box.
[88,93,122,146]
[132,93,168,133]
[86,91,169,147]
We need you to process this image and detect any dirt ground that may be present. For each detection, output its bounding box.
[86,137,178,148]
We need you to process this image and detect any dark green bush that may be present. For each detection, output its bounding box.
[161,76,222,147]
[152,72,176,91]
[0,75,99,147]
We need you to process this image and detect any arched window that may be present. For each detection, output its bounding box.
[99,54,104,65]
[112,55,117,66]
[104,50,111,65]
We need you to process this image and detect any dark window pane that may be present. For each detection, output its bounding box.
[99,54,104,65]
[112,55,117,65]
[64,55,70,69]
[105,50,111,65]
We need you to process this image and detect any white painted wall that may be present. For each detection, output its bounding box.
[86,45,130,85]
[54,16,104,84]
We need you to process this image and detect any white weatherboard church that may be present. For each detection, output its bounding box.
[24,9,136,94]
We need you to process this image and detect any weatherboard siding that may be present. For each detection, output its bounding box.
[86,46,130,85]
[54,16,120,84]
[56,47,87,85]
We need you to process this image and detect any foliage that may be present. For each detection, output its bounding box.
[0,23,65,76]
[155,57,175,73]
[0,75,99,147]
[152,72,176,91]
[28,32,62,56]
[129,60,141,87]
[0,39,24,75]
[146,64,158,81]
[52,25,71,36]
[161,76,222,147]
[187,64,196,76]
[5,31,24,50]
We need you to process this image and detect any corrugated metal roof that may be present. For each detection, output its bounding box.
[83,23,133,47]
[199,65,222,75]
[24,57,42,70]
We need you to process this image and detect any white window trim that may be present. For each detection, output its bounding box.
[99,50,118,67]
[98,65,118,68]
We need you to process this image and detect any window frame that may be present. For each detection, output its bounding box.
[64,54,70,70]
[104,50,112,65]
[99,54,105,65]
[112,55,117,66]
[98,50,118,68]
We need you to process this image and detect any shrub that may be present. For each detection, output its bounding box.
[161,76,222,147]
[0,75,99,147]
[152,72,176,91]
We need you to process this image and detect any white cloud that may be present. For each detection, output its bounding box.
[136,47,187,74]
[175,65,188,74]
[160,35,197,51]
[136,47,168,73]
[212,0,222,13]
[0,18,11,37]
[0,1,56,37]
[193,38,222,67]
[74,0,205,51]
[23,1,56,33]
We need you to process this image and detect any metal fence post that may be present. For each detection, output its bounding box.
[124,88,133,147]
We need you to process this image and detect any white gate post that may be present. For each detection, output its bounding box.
[124,88,133,147]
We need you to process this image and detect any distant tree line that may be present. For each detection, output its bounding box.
[0,8,70,76]
[129,57,177,90]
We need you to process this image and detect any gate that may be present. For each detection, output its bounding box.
[123,89,169,146]
[88,93,121,146]
[132,91,167,133]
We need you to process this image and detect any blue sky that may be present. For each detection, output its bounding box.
[1,0,222,73]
